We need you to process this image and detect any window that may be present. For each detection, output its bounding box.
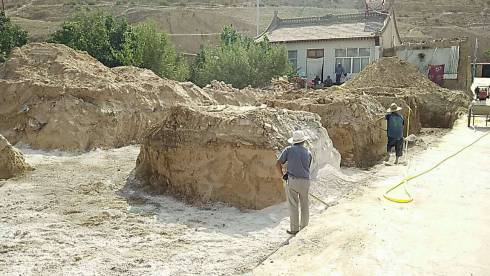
[352,58,361,73]
[307,49,324,59]
[335,47,371,74]
[288,50,298,70]
[359,48,370,56]
[335,49,346,57]
[347,48,358,57]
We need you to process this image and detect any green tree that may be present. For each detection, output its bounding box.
[120,22,189,81]
[49,11,130,67]
[0,11,28,62]
[50,12,188,81]
[191,26,291,88]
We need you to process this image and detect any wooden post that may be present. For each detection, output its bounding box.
[1,0,5,13]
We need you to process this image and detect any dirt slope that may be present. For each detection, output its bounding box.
[6,0,489,59]
[344,57,471,129]
[0,43,215,151]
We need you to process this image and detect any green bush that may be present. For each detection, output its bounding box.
[120,22,189,81]
[0,11,28,62]
[190,26,291,88]
[49,11,130,67]
[49,11,189,81]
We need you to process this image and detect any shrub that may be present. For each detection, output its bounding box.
[120,22,189,81]
[190,25,291,88]
[49,11,189,81]
[49,11,130,67]
[0,11,28,62]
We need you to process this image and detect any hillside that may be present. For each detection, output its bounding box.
[393,0,490,62]
[4,0,360,54]
[4,0,490,61]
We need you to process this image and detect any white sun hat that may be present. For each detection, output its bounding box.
[288,130,309,144]
[387,103,403,113]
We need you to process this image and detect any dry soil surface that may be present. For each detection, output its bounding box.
[0,145,362,275]
[1,119,479,275]
[254,118,490,275]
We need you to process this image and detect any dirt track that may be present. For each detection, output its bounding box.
[254,118,490,275]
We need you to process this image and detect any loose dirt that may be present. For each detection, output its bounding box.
[0,135,32,179]
[267,57,470,167]
[0,145,364,275]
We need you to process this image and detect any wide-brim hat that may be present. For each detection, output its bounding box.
[288,130,309,144]
[387,103,402,112]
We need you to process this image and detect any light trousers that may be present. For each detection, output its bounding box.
[286,176,310,232]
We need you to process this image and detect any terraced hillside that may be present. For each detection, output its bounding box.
[4,0,490,61]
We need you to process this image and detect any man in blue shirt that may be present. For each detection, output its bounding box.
[276,130,312,235]
[385,103,405,164]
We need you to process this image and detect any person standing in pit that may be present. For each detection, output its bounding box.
[276,130,312,235]
[385,103,405,165]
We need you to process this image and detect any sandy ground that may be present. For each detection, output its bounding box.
[0,144,363,275]
[254,117,490,275]
[1,118,479,276]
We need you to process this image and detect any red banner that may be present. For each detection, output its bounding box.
[428,64,445,86]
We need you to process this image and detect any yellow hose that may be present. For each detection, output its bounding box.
[384,113,490,203]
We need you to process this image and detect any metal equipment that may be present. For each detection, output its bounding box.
[468,100,490,127]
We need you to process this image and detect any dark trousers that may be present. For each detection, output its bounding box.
[387,137,404,157]
[335,74,341,84]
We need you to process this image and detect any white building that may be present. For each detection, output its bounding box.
[257,11,402,82]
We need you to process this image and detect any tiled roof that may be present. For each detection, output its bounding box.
[258,12,388,43]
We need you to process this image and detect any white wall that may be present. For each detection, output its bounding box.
[284,39,376,81]
[380,14,401,49]
[395,47,460,79]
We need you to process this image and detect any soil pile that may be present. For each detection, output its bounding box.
[135,105,340,209]
[267,90,387,167]
[344,57,470,128]
[0,43,216,150]
[345,57,440,90]
[0,135,32,179]
[204,80,282,106]
[266,58,469,166]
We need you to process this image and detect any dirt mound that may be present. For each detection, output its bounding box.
[203,80,284,106]
[0,135,32,179]
[354,86,469,128]
[0,43,216,150]
[344,57,470,128]
[267,90,387,167]
[345,57,440,90]
[204,86,280,106]
[135,105,340,209]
